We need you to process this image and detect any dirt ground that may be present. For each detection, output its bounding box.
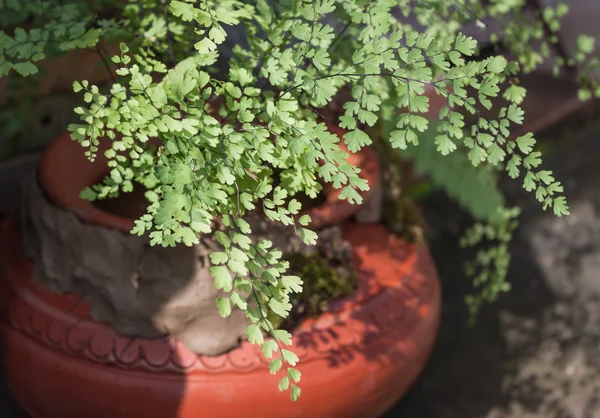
[384,114,600,418]
[2,117,600,418]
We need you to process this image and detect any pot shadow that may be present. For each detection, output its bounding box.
[291,218,441,393]
[343,188,563,417]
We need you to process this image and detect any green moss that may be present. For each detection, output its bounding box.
[268,252,355,331]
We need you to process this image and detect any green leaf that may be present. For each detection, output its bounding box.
[299,227,317,245]
[435,134,456,155]
[170,0,195,21]
[455,33,477,55]
[410,115,429,132]
[235,218,252,234]
[281,349,299,366]
[292,22,311,41]
[209,26,226,44]
[488,144,506,165]
[298,214,311,226]
[79,187,97,201]
[13,62,37,76]
[278,376,290,391]
[390,129,417,149]
[281,275,303,293]
[176,227,199,246]
[288,199,301,214]
[536,170,555,185]
[210,266,233,292]
[216,231,231,247]
[176,163,193,184]
[488,56,507,73]
[181,119,199,135]
[312,49,331,71]
[228,258,248,276]
[291,384,302,401]
[231,232,252,250]
[344,129,372,152]
[273,329,292,345]
[339,115,357,130]
[269,298,291,318]
[503,85,526,104]
[524,152,542,168]
[287,368,301,383]
[507,104,524,124]
[225,82,242,99]
[269,358,283,374]
[553,196,569,216]
[261,340,278,359]
[524,171,537,191]
[257,0,273,23]
[216,297,231,317]
[477,133,494,148]
[240,193,255,210]
[363,95,381,112]
[577,34,595,54]
[468,146,487,166]
[230,291,247,310]
[357,110,377,127]
[210,252,228,265]
[507,156,521,178]
[516,133,536,154]
[195,37,217,53]
[339,186,363,205]
[246,323,264,344]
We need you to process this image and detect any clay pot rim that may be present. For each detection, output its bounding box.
[0,216,439,374]
[39,126,379,233]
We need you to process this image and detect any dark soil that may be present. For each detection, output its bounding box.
[292,188,328,212]
[91,185,149,219]
[90,172,328,222]
[276,228,356,331]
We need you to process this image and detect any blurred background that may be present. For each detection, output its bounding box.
[2,0,600,417]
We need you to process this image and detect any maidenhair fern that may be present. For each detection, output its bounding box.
[2,0,593,400]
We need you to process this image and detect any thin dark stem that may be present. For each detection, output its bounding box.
[529,0,576,76]
[219,134,241,217]
[162,0,177,67]
[96,43,117,84]
[328,20,352,52]
[305,104,328,121]
[281,71,430,99]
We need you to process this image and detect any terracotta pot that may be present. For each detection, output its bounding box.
[0,215,440,418]
[39,128,380,232]
[0,43,119,165]
[0,122,437,417]
[0,153,40,216]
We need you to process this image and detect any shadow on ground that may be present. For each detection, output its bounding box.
[385,111,600,418]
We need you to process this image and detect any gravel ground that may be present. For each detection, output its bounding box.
[3,117,600,418]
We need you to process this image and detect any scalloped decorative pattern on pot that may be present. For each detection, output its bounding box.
[0,218,440,418]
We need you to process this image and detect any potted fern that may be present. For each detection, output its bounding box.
[0,1,596,418]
